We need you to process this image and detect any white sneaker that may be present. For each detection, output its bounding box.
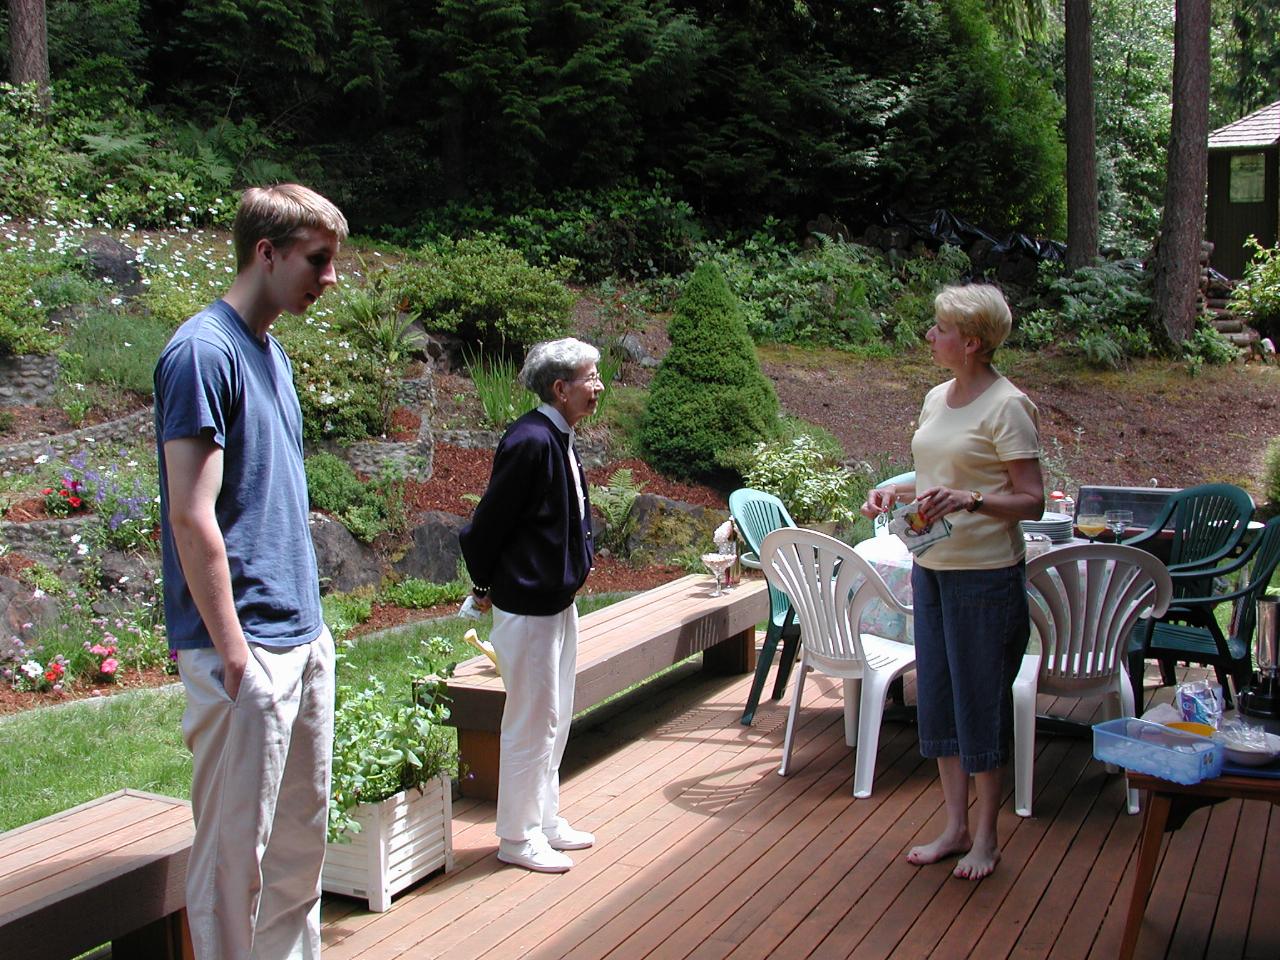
[544,818,595,851]
[497,837,573,873]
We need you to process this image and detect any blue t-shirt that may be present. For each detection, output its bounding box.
[153,299,322,650]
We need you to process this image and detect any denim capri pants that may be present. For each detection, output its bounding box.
[910,561,1030,774]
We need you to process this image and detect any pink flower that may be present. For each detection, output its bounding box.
[90,643,111,656]
[100,658,119,676]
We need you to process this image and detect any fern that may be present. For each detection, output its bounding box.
[588,468,645,556]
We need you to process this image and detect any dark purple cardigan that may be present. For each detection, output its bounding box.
[458,409,593,616]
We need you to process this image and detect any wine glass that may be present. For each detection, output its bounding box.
[1105,509,1134,542]
[701,552,735,597]
[1075,514,1108,543]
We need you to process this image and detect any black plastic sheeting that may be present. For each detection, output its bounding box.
[881,207,1066,263]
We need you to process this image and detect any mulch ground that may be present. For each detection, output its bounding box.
[0,666,178,717]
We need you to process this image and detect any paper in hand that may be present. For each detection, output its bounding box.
[888,500,953,555]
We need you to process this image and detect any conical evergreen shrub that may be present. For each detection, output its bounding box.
[639,262,779,480]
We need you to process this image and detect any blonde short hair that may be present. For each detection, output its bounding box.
[233,184,349,271]
[934,284,1013,358]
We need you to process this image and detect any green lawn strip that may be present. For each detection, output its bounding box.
[1,592,637,832]
[0,685,189,832]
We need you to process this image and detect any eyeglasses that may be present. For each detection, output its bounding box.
[566,373,604,386]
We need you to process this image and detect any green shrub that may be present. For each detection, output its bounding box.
[0,248,62,356]
[0,83,86,218]
[63,307,173,395]
[639,263,780,480]
[304,454,407,543]
[276,313,384,446]
[1182,322,1237,367]
[396,235,574,351]
[1263,437,1280,507]
[743,435,858,525]
[379,578,469,610]
[395,184,700,283]
[697,230,901,348]
[1230,237,1280,344]
[1020,260,1161,363]
[321,592,374,642]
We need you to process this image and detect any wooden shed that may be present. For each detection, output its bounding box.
[1206,100,1280,279]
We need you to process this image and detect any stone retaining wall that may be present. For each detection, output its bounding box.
[0,354,60,405]
[0,408,155,474]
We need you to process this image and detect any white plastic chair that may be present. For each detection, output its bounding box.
[760,528,916,798]
[1013,544,1172,817]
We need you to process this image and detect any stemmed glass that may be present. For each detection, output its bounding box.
[1105,509,1134,542]
[701,552,735,597]
[1076,514,1108,543]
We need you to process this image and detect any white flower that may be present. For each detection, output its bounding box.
[70,533,82,544]
[20,660,42,679]
[32,588,45,599]
[77,543,90,556]
[34,454,49,464]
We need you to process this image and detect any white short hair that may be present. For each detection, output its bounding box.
[520,337,601,401]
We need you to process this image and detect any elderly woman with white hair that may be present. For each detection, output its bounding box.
[862,284,1044,880]
[459,337,604,873]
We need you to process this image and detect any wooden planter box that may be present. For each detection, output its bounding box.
[321,775,453,912]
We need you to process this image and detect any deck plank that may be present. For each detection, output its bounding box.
[319,650,1280,960]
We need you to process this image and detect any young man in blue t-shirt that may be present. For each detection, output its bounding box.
[154,183,347,959]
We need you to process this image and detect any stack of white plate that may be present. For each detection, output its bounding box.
[1021,511,1074,543]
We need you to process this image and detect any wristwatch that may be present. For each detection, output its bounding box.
[966,490,984,513]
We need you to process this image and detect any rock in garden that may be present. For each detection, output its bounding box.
[97,550,160,598]
[394,511,467,584]
[0,574,60,639]
[79,235,144,298]
[310,513,383,595]
[625,494,728,565]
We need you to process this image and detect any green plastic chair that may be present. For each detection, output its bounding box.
[1124,482,1256,706]
[1128,516,1280,710]
[730,488,801,725]
[1123,482,1255,578]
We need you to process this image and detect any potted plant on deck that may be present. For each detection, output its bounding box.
[321,636,459,912]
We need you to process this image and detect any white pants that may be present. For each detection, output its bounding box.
[178,628,335,960]
[490,604,579,842]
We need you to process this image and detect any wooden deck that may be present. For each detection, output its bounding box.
[320,650,1280,960]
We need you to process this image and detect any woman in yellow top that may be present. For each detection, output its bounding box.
[863,284,1043,880]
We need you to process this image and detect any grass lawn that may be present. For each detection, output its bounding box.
[0,593,635,832]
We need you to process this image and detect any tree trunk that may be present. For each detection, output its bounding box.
[8,0,50,106]
[1065,0,1099,268]
[1150,0,1210,344]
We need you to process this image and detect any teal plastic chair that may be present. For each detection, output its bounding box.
[1128,515,1280,710]
[730,488,801,725]
[1125,482,1255,701]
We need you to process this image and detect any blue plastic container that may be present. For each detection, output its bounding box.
[1092,716,1224,785]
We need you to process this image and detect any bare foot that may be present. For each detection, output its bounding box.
[952,841,1000,880]
[905,831,971,866]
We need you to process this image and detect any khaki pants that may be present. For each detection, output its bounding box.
[490,605,578,842]
[178,628,334,960]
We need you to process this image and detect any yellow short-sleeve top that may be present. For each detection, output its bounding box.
[911,375,1041,570]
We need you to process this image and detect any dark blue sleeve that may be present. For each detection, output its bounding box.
[155,335,237,449]
[459,425,552,588]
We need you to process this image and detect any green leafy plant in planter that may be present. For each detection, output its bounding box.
[741,434,858,526]
[328,635,459,843]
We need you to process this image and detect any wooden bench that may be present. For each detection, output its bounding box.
[445,574,769,799]
[0,789,195,960]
